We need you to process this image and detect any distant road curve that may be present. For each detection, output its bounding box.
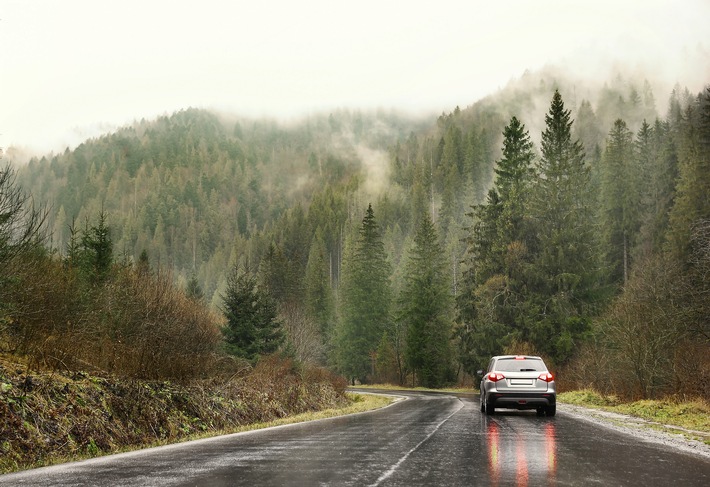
[1,390,708,486]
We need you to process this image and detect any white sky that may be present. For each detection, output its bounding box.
[1,0,709,154]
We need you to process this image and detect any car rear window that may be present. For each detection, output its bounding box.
[495,358,544,372]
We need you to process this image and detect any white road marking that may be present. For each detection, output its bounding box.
[369,398,465,487]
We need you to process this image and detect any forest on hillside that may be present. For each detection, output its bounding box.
[4,70,709,398]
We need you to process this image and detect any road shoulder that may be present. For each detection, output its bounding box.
[558,403,710,460]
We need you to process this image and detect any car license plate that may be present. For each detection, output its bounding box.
[510,379,533,385]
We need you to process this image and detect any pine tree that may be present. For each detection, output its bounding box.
[221,265,284,362]
[400,213,453,387]
[336,204,392,383]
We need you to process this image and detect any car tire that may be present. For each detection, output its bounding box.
[480,401,485,413]
[546,404,556,417]
[485,402,495,415]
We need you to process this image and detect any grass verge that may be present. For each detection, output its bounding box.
[558,389,710,440]
[221,392,394,433]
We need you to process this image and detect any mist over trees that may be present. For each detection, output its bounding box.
[5,70,710,396]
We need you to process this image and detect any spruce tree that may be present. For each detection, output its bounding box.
[530,90,595,294]
[221,265,284,362]
[336,204,392,383]
[526,90,598,362]
[80,209,114,284]
[304,231,335,337]
[458,116,535,370]
[494,116,536,249]
[400,213,453,387]
[600,119,639,285]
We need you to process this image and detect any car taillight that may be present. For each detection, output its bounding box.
[487,372,505,382]
[538,372,554,382]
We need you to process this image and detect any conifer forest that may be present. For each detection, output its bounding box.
[3,70,709,398]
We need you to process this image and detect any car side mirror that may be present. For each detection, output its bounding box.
[476,369,483,376]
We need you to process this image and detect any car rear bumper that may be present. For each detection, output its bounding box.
[487,392,556,410]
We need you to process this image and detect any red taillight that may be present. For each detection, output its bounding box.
[487,372,505,382]
[538,372,554,382]
[514,355,525,360]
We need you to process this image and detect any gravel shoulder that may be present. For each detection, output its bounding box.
[558,403,710,460]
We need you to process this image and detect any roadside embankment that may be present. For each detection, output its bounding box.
[0,355,352,474]
[558,389,709,437]
[558,389,710,459]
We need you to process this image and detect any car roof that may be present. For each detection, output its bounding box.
[491,355,545,363]
[492,355,543,360]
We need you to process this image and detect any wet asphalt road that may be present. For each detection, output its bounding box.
[1,390,709,486]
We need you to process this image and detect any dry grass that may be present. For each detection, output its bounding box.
[559,389,710,434]
[0,355,350,474]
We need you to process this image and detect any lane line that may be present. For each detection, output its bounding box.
[369,398,465,487]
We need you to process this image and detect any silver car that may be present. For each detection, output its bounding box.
[478,355,556,416]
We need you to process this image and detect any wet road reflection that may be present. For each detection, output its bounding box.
[484,414,557,486]
[1,391,708,486]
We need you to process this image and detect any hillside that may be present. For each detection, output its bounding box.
[6,66,710,396]
[11,69,672,305]
[13,109,427,305]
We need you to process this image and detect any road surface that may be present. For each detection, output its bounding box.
[1,390,708,486]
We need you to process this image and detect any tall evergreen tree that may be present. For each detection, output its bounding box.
[336,204,392,383]
[221,265,284,362]
[400,213,454,387]
[635,119,678,256]
[439,125,465,232]
[458,117,536,371]
[494,116,536,248]
[259,243,291,304]
[463,116,535,297]
[526,90,598,362]
[600,119,639,285]
[304,231,335,338]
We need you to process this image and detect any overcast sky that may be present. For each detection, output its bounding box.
[2,0,709,154]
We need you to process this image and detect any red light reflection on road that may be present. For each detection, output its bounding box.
[485,418,557,486]
[488,421,501,484]
[545,422,557,480]
[516,436,529,486]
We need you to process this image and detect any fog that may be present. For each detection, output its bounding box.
[1,0,709,156]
